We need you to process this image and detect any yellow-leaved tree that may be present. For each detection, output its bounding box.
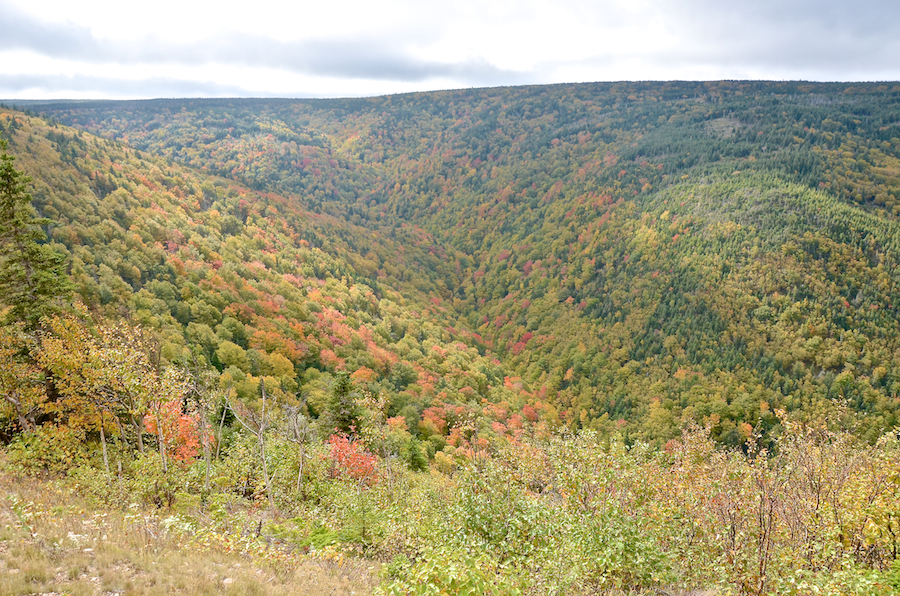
[0,322,44,432]
[38,310,187,474]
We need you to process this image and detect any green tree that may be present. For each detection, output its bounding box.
[0,140,70,327]
[327,372,361,435]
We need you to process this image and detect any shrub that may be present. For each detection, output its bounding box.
[328,433,378,485]
[378,546,522,596]
[6,425,87,476]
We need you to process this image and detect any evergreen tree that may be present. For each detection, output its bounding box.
[327,371,361,435]
[0,140,70,327]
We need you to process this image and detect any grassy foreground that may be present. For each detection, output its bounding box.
[0,466,378,596]
[3,418,900,595]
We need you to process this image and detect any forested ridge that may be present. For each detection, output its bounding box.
[1,81,900,595]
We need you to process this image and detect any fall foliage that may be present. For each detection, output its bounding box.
[2,82,900,593]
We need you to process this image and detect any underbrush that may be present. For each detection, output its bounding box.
[3,419,899,596]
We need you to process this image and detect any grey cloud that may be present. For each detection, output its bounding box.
[0,1,524,85]
[0,3,99,58]
[659,0,900,41]
[0,73,269,98]
[193,37,525,84]
[4,0,897,93]
[655,0,900,76]
[537,0,900,81]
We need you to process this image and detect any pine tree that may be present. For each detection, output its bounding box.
[327,371,362,435]
[0,140,71,327]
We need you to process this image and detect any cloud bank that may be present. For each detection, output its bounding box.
[1,0,898,99]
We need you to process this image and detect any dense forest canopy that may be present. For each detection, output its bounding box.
[2,81,900,595]
[7,81,900,444]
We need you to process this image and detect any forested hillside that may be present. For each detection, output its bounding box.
[2,82,900,595]
[20,81,900,443]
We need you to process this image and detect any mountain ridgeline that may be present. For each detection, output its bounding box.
[5,80,900,445]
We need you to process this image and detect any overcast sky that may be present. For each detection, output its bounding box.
[1,0,898,99]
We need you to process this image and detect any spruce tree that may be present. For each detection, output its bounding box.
[327,371,362,435]
[0,140,71,327]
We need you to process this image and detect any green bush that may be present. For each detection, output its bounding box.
[454,466,553,563]
[6,425,88,476]
[378,546,522,596]
[567,508,671,591]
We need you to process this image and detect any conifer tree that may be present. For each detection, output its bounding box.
[327,371,362,435]
[0,140,71,327]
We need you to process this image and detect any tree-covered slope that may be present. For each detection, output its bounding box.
[9,80,900,443]
[5,83,900,596]
[0,109,524,449]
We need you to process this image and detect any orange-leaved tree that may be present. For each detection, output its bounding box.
[38,310,185,473]
[327,433,378,486]
[142,400,203,465]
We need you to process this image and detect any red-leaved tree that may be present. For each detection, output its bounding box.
[328,433,378,486]
[143,400,203,464]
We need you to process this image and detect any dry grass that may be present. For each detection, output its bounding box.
[0,470,378,596]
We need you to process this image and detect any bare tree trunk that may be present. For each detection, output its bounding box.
[154,405,168,473]
[200,403,211,492]
[215,401,228,462]
[296,445,306,497]
[113,416,127,446]
[387,456,395,502]
[131,414,145,453]
[226,382,275,512]
[4,393,33,432]
[185,362,213,492]
[98,409,110,476]
[259,383,274,511]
